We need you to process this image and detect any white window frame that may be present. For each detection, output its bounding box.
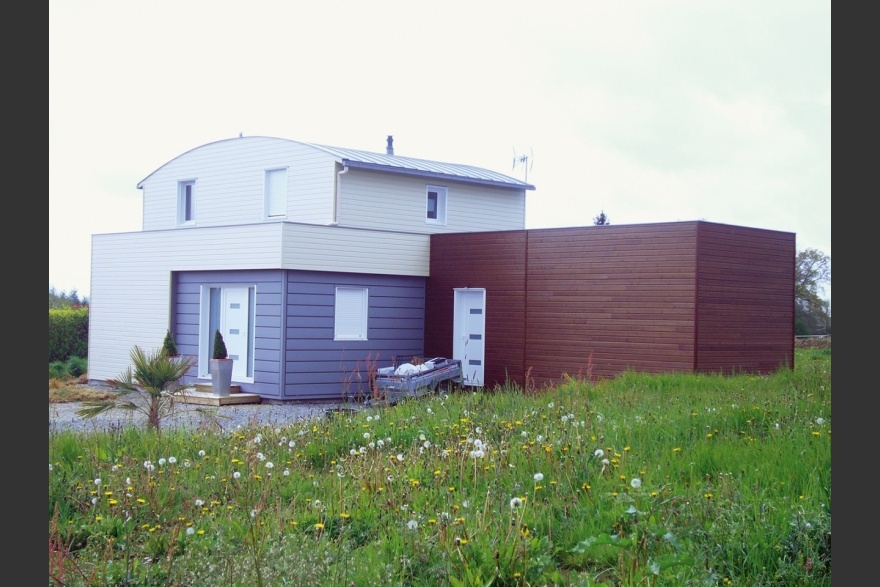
[264,167,288,218]
[177,180,196,225]
[426,185,447,225]
[198,284,256,382]
[334,286,369,341]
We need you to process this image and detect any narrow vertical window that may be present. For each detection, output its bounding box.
[426,185,447,225]
[265,168,288,218]
[334,287,368,341]
[178,180,195,225]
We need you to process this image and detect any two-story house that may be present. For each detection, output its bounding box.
[89,134,795,403]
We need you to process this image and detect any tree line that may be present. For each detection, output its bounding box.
[49,287,89,309]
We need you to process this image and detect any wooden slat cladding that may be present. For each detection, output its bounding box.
[425,231,528,389]
[426,221,794,389]
[525,224,698,385]
[695,223,795,373]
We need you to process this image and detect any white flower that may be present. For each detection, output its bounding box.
[195,499,204,507]
[94,478,102,486]
[359,446,367,454]
[284,469,290,476]
[476,427,483,434]
[233,471,241,479]
[363,432,371,440]
[186,527,195,535]
[630,478,642,489]
[407,520,418,530]
[470,449,484,459]
[198,450,206,457]
[594,449,604,459]
[289,440,296,448]
[143,461,155,471]
[265,462,274,469]
[158,458,167,466]
[510,497,523,509]
[377,439,385,448]
[168,456,177,464]
[350,449,357,456]
[533,473,544,482]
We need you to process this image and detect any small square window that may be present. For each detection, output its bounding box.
[426,185,447,225]
[178,180,195,225]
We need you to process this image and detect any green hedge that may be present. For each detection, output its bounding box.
[49,307,89,363]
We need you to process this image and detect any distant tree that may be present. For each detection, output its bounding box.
[49,286,88,309]
[593,210,611,226]
[794,248,831,335]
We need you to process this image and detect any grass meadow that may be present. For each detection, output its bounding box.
[49,347,831,586]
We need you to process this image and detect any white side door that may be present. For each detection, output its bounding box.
[222,287,250,379]
[453,288,486,387]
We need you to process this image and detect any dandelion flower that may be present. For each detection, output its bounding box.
[265,462,274,469]
[158,458,167,466]
[594,449,604,458]
[630,478,642,489]
[186,527,195,535]
[510,497,523,509]
[198,450,206,457]
[284,469,291,476]
[407,520,418,530]
[168,456,177,464]
[533,473,544,482]
[93,478,102,486]
[233,471,241,479]
[397,454,404,462]
[816,417,825,425]
[363,432,371,440]
[194,499,204,507]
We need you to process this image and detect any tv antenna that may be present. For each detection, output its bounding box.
[512,147,534,182]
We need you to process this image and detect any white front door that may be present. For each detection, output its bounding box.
[222,287,250,379]
[453,288,486,387]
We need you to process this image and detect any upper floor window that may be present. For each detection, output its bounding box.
[178,180,195,225]
[426,185,447,225]
[265,168,288,218]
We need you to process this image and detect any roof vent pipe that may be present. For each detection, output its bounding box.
[386,135,394,155]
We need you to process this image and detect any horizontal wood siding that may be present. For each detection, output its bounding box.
[694,223,795,373]
[339,169,526,233]
[284,271,426,401]
[525,224,698,385]
[425,231,528,388]
[140,137,336,231]
[281,223,430,276]
[174,270,285,397]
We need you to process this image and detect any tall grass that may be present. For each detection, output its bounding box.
[49,349,831,586]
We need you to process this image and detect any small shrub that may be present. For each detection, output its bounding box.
[161,329,179,357]
[65,356,88,378]
[49,361,68,380]
[212,330,228,360]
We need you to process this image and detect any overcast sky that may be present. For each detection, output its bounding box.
[50,0,830,299]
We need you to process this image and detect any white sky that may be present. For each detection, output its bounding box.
[50,0,830,299]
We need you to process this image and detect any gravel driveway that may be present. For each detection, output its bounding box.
[49,400,346,434]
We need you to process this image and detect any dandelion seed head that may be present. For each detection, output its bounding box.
[233,471,241,479]
[533,473,544,482]
[630,478,642,489]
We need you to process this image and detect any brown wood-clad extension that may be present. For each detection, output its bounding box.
[425,221,794,389]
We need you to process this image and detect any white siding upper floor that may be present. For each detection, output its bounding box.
[139,136,339,230]
[336,168,526,233]
[138,136,531,234]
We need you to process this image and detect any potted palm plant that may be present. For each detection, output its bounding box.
[209,329,233,397]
